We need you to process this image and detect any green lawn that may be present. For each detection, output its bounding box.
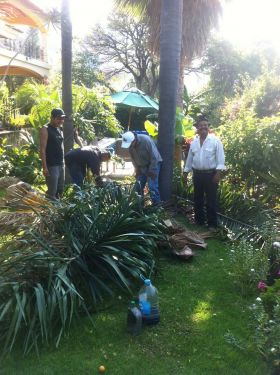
[1,219,269,375]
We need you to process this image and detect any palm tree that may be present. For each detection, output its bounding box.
[116,0,221,200]
[61,0,74,154]
[157,0,183,200]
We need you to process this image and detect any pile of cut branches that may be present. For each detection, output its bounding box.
[0,183,166,355]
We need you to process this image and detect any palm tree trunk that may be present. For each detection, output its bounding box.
[61,0,73,154]
[158,0,183,201]
[174,60,185,170]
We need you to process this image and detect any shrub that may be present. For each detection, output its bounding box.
[0,138,43,185]
[261,280,280,317]
[251,295,280,370]
[227,239,269,295]
[15,80,122,141]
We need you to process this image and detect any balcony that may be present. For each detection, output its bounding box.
[0,36,46,62]
[0,1,51,80]
[0,28,50,79]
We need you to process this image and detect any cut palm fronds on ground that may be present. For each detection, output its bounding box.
[5,181,50,209]
[172,245,197,260]
[0,210,38,235]
[0,181,53,234]
[0,176,20,189]
[169,231,208,252]
[0,184,167,355]
[163,218,209,260]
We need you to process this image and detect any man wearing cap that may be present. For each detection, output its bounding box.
[121,131,162,204]
[65,146,110,187]
[40,108,65,199]
[183,116,225,228]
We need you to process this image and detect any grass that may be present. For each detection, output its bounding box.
[0,218,270,375]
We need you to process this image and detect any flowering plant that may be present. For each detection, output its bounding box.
[257,281,267,291]
[227,239,269,295]
[251,295,280,369]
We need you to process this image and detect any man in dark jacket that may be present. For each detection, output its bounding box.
[40,108,65,199]
[65,146,110,187]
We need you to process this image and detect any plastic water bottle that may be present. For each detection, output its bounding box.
[127,301,142,336]
[138,279,160,325]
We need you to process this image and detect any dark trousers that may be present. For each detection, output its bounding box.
[66,162,85,187]
[193,171,218,227]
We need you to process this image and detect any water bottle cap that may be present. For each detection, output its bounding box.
[144,279,151,286]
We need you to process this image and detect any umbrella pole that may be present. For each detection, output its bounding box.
[128,107,133,130]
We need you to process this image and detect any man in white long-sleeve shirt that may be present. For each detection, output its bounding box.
[183,116,225,228]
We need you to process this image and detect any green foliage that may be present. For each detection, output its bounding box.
[223,71,280,120]
[0,137,43,184]
[227,239,269,296]
[175,108,194,144]
[251,295,280,368]
[72,49,103,88]
[72,84,122,139]
[0,83,19,128]
[0,184,165,355]
[145,108,194,144]
[219,115,280,208]
[1,223,269,375]
[15,79,60,117]
[195,39,279,126]
[261,280,280,316]
[14,80,121,140]
[217,182,275,225]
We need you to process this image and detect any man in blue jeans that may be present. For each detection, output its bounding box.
[65,146,110,187]
[121,131,162,204]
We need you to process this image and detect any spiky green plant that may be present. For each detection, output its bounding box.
[0,183,166,355]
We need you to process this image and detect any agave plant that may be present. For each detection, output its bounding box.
[0,183,166,355]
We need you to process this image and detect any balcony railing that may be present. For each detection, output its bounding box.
[0,37,47,63]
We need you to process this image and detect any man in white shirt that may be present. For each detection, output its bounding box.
[183,116,225,228]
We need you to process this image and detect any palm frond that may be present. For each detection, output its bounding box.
[0,183,166,355]
[115,0,222,61]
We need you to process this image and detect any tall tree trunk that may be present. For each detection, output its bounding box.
[177,59,185,109]
[158,0,183,201]
[61,0,73,154]
[174,59,186,170]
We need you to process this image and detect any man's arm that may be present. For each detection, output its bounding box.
[40,127,49,177]
[182,144,194,182]
[213,139,226,183]
[146,140,160,178]
[74,128,83,147]
[88,151,101,176]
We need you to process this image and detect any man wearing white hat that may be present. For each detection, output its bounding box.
[121,131,162,204]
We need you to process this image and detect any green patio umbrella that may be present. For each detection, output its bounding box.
[111,88,159,129]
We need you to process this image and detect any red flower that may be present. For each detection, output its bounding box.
[257,281,267,290]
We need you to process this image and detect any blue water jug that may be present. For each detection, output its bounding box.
[138,279,160,325]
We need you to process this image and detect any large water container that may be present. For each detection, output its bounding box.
[138,279,160,325]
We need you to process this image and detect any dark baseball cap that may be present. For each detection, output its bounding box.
[51,108,66,118]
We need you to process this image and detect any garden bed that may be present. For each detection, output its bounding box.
[1,218,270,375]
